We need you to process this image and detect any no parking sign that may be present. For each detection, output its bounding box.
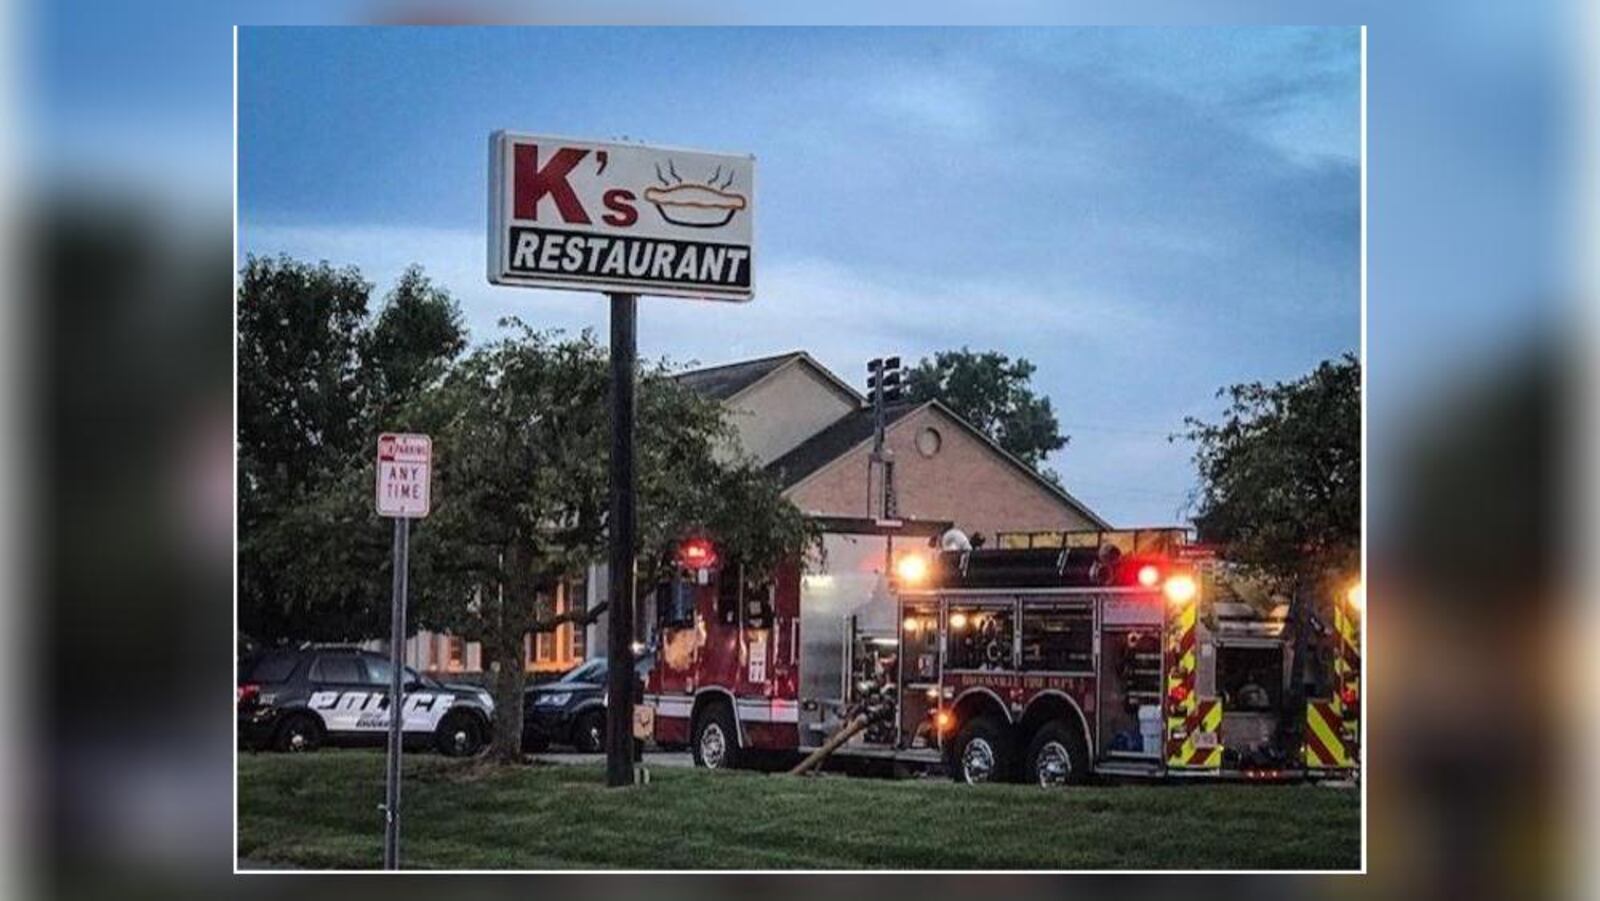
[376,433,431,518]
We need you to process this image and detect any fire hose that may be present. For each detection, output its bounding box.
[788,689,896,776]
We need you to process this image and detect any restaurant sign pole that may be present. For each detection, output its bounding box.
[487,132,755,787]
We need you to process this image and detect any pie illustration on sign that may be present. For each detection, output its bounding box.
[644,160,748,228]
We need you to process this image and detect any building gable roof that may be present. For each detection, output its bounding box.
[675,351,865,408]
[921,400,1111,529]
[673,351,803,401]
[678,352,1108,529]
[765,402,921,489]
[771,399,1111,529]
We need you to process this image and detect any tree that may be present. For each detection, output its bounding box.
[237,256,371,506]
[1178,354,1360,588]
[904,348,1069,479]
[237,257,465,642]
[402,322,817,763]
[1178,353,1360,752]
[364,265,469,421]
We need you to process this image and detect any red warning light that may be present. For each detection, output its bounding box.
[677,537,718,571]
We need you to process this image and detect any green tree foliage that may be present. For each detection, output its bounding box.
[237,257,371,499]
[1179,354,1360,588]
[239,259,817,764]
[399,321,815,762]
[364,266,469,420]
[904,348,1069,479]
[237,257,465,641]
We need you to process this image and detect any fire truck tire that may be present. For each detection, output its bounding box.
[691,702,742,770]
[948,717,1014,784]
[1023,721,1089,787]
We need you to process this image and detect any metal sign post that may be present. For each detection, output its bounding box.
[383,516,409,869]
[375,433,431,868]
[605,294,638,789]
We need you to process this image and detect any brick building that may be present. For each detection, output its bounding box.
[693,351,1106,536]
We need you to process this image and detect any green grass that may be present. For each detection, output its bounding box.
[237,751,1360,870]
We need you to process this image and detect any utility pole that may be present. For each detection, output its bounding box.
[605,293,638,788]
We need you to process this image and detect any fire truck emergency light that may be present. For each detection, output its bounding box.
[1137,564,1161,588]
[894,553,928,585]
[1163,574,1198,606]
[677,537,717,571]
[1346,581,1364,612]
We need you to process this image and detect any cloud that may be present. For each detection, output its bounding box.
[862,61,996,139]
[240,223,1163,364]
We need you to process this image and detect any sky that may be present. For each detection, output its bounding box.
[236,26,1361,526]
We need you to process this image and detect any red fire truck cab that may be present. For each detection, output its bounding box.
[642,518,1360,785]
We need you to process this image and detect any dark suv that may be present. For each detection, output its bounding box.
[523,654,654,752]
[238,646,495,756]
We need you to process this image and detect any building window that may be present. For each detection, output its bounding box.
[536,590,554,661]
[570,576,587,659]
[448,637,465,671]
[916,427,942,458]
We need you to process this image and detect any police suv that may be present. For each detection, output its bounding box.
[237,646,495,756]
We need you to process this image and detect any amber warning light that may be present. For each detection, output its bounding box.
[894,553,929,585]
[1163,574,1198,606]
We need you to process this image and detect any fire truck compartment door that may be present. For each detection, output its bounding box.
[797,534,895,738]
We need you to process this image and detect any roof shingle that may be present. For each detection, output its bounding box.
[673,351,804,401]
[765,402,921,489]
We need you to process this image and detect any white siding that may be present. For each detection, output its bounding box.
[723,363,858,464]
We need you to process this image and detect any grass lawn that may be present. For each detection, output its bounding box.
[237,751,1360,870]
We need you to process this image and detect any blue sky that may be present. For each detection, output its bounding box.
[238,27,1361,526]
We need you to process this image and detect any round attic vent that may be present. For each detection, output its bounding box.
[916,427,942,458]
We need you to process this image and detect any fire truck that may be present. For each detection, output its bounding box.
[641,518,1360,785]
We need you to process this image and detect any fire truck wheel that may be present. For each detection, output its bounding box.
[691,703,742,770]
[1023,721,1089,787]
[949,717,1013,785]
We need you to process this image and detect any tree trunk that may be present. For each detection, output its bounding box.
[488,633,526,764]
